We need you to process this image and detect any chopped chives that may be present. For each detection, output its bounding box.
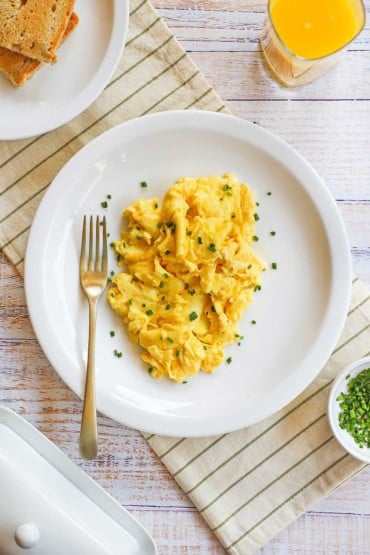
[252,235,259,242]
[226,357,232,364]
[140,181,148,188]
[165,304,171,310]
[208,243,217,253]
[270,231,276,236]
[146,309,154,316]
[197,236,203,244]
[101,201,108,208]
[271,262,278,270]
[110,330,115,337]
[189,311,198,321]
[165,250,171,255]
[254,213,260,221]
[336,367,370,448]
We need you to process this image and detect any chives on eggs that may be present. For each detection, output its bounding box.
[208,243,217,253]
[189,311,198,322]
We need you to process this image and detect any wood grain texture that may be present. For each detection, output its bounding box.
[1,0,370,553]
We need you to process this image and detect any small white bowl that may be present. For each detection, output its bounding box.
[328,357,370,464]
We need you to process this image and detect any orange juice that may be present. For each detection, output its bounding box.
[270,0,365,59]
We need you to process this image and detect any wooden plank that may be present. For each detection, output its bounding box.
[153,6,370,53]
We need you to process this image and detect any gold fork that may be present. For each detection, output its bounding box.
[79,215,108,460]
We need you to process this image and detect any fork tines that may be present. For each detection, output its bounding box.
[80,215,108,273]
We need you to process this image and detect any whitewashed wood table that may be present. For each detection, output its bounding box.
[1,1,369,553]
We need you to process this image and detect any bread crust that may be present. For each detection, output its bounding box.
[0,11,78,86]
[0,0,75,63]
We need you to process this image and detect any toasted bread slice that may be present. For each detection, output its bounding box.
[0,0,75,64]
[0,11,79,87]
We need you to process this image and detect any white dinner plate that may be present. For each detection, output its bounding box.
[25,111,352,437]
[0,0,129,140]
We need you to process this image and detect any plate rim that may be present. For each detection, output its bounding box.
[24,110,352,437]
[0,0,129,141]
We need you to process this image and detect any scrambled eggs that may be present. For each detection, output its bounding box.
[108,174,264,383]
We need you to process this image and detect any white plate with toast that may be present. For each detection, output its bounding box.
[0,0,129,140]
[25,111,351,437]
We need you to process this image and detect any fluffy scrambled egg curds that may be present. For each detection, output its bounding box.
[108,174,265,383]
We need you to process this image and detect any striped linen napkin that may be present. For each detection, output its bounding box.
[0,1,368,553]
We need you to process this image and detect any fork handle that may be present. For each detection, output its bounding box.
[79,298,98,460]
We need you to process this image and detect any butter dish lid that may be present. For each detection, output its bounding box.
[0,406,157,554]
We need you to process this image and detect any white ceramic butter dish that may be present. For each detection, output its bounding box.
[0,406,157,554]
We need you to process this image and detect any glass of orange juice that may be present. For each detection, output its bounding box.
[261,0,366,87]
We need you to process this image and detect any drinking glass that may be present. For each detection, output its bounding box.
[261,0,366,87]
